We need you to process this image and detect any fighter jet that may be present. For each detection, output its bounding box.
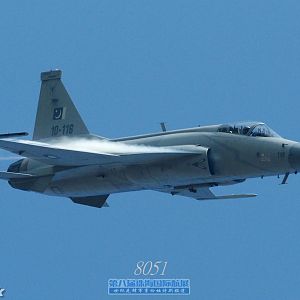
[0,70,299,208]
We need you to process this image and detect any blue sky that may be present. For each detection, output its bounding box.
[0,0,300,299]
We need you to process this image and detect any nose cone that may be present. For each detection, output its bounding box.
[289,143,300,170]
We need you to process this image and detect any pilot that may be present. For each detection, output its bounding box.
[232,126,239,134]
[242,126,251,135]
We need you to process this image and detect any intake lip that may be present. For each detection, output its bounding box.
[288,143,300,170]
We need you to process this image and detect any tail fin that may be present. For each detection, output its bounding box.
[32,70,89,140]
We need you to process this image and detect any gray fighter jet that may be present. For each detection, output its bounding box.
[0,70,299,208]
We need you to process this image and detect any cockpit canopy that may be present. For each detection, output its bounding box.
[218,122,280,138]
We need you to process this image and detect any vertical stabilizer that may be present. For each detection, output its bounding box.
[32,70,89,140]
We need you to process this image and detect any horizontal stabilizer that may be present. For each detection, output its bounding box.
[0,171,35,180]
[70,195,109,208]
[0,132,28,138]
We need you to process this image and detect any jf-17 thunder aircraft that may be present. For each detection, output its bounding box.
[0,69,299,208]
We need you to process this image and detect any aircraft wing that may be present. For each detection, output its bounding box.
[156,185,257,200]
[0,139,200,167]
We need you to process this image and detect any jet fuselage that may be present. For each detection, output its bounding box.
[8,127,299,198]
